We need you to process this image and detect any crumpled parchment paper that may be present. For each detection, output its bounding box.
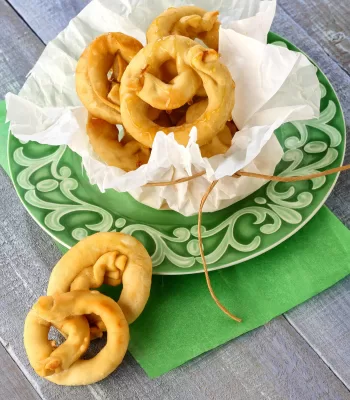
[6,0,320,216]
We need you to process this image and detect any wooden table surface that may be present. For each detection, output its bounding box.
[0,1,350,399]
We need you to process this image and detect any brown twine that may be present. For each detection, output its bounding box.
[145,165,350,187]
[145,163,350,322]
[198,180,242,322]
[145,170,206,187]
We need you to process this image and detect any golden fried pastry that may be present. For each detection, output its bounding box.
[184,98,237,157]
[24,291,129,386]
[159,60,209,99]
[107,81,121,105]
[185,98,208,123]
[147,6,220,50]
[147,105,162,121]
[76,49,120,124]
[120,35,235,148]
[196,85,207,97]
[86,115,150,171]
[47,232,153,325]
[76,33,143,124]
[200,125,233,157]
[138,59,202,111]
[24,311,90,377]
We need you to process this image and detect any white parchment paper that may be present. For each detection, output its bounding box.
[6,0,321,216]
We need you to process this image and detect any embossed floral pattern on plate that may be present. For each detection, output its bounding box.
[8,33,345,275]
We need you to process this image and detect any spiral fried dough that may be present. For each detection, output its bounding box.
[47,232,152,325]
[120,36,235,148]
[86,115,150,171]
[76,33,143,124]
[24,291,129,386]
[147,6,220,50]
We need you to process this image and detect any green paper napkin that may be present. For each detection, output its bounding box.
[1,100,349,378]
[125,209,350,376]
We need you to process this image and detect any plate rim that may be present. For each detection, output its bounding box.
[7,32,347,275]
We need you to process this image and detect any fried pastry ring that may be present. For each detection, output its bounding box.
[24,311,90,378]
[86,115,150,171]
[159,59,210,98]
[47,232,153,325]
[185,98,208,123]
[120,36,235,148]
[184,98,237,157]
[136,37,203,110]
[147,6,220,50]
[76,33,143,124]
[24,291,129,386]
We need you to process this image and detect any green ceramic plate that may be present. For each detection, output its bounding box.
[8,33,345,275]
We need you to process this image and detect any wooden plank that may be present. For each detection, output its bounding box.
[0,168,93,400]
[0,3,43,399]
[273,4,350,390]
[279,0,350,76]
[272,5,350,228]
[6,0,90,44]
[285,276,350,390]
[0,0,44,97]
[0,343,41,400]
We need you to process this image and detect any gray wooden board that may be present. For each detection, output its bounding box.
[286,276,350,391]
[0,1,350,399]
[0,2,45,398]
[274,2,350,225]
[0,343,41,400]
[6,0,90,44]
[273,4,350,391]
[0,0,44,96]
[279,0,350,76]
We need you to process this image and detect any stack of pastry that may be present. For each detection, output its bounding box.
[24,232,152,386]
[76,6,236,172]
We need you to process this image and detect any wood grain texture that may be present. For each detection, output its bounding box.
[0,1,350,399]
[286,276,350,390]
[0,343,41,400]
[0,0,44,97]
[273,4,350,391]
[7,0,90,44]
[279,0,350,76]
[272,5,350,228]
[0,5,44,396]
[0,168,349,400]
